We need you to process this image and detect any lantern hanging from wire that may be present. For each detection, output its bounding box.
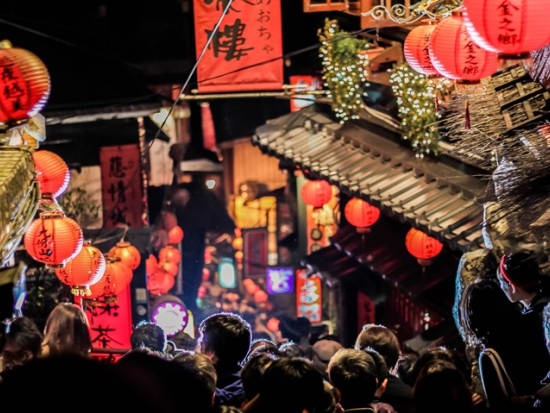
[301,180,332,209]
[148,270,175,296]
[160,260,179,277]
[33,150,70,199]
[463,0,550,55]
[87,257,133,302]
[405,227,443,267]
[232,237,243,250]
[168,226,184,244]
[0,40,50,125]
[344,198,381,234]
[108,241,141,270]
[24,211,83,267]
[404,25,439,76]
[429,15,498,81]
[159,246,181,265]
[54,243,105,296]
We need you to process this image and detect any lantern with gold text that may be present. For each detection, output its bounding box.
[168,226,184,244]
[108,241,141,270]
[24,211,83,267]
[0,40,50,125]
[464,0,550,55]
[404,25,439,76]
[86,258,133,302]
[33,150,70,199]
[405,228,443,267]
[159,246,181,265]
[55,243,105,296]
[148,270,175,296]
[429,15,498,81]
[344,198,380,234]
[301,180,332,209]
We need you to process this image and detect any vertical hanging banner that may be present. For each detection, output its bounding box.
[296,269,322,323]
[193,0,283,92]
[100,145,144,228]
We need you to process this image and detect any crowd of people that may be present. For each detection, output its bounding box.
[1,250,550,411]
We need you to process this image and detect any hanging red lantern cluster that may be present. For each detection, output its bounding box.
[24,211,83,267]
[0,40,50,124]
[33,150,70,199]
[464,0,550,55]
[404,25,439,76]
[87,258,133,301]
[344,198,380,233]
[405,227,443,266]
[108,241,141,270]
[168,226,184,244]
[147,244,181,296]
[232,236,243,250]
[55,243,105,296]
[301,180,332,208]
[159,246,181,265]
[148,270,175,296]
[429,15,498,81]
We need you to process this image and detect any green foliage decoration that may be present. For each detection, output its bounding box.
[58,186,101,229]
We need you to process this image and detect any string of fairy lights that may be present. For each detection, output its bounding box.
[389,63,452,158]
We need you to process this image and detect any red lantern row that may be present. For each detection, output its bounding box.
[405,227,443,266]
[344,198,380,233]
[301,180,332,208]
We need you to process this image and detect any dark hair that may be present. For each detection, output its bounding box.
[173,351,217,401]
[363,347,388,384]
[131,321,167,352]
[2,316,43,370]
[246,338,280,362]
[411,347,466,385]
[199,312,251,367]
[355,324,400,369]
[171,331,196,352]
[328,349,378,409]
[414,360,472,413]
[279,316,311,343]
[500,251,544,293]
[260,357,325,413]
[42,303,91,356]
[241,352,278,401]
[397,353,419,387]
[279,342,306,358]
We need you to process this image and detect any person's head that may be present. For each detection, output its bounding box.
[42,303,91,357]
[173,352,217,408]
[1,317,42,370]
[199,312,251,368]
[171,331,197,352]
[363,348,389,399]
[260,357,325,413]
[328,349,378,409]
[414,360,472,413]
[410,347,465,386]
[312,339,343,375]
[279,316,311,344]
[131,321,167,353]
[241,352,278,402]
[279,341,306,358]
[497,251,544,303]
[246,338,279,362]
[355,324,400,371]
[397,352,419,387]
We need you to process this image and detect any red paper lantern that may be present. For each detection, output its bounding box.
[267,317,280,332]
[301,180,332,208]
[88,258,133,299]
[234,250,243,263]
[404,25,439,76]
[24,211,83,266]
[147,270,175,296]
[55,243,105,296]
[254,290,268,303]
[33,150,70,199]
[160,260,179,277]
[202,268,211,281]
[0,41,50,124]
[232,237,243,250]
[344,198,381,233]
[108,241,141,270]
[429,15,498,81]
[464,0,550,55]
[146,254,158,276]
[405,228,443,265]
[168,226,184,244]
[159,246,181,265]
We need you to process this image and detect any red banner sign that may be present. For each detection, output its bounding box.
[193,0,283,92]
[100,145,144,228]
[296,269,322,323]
[243,227,268,278]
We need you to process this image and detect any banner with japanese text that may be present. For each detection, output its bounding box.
[100,145,144,228]
[296,269,322,323]
[193,0,283,92]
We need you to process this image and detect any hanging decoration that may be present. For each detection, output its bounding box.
[146,254,158,276]
[54,243,105,296]
[253,289,268,304]
[159,246,181,265]
[87,258,131,301]
[301,180,332,209]
[147,270,175,296]
[33,150,70,199]
[161,210,178,231]
[390,63,453,157]
[344,198,381,233]
[404,25,439,76]
[405,227,443,266]
[0,40,50,125]
[202,267,211,281]
[24,211,83,267]
[318,19,370,123]
[108,241,141,270]
[463,0,550,55]
[234,250,244,263]
[168,225,184,244]
[429,15,498,81]
[243,278,259,295]
[160,260,179,277]
[232,237,243,250]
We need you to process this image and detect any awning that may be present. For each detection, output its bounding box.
[253,105,486,251]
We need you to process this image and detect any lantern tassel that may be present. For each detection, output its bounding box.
[464,101,471,130]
